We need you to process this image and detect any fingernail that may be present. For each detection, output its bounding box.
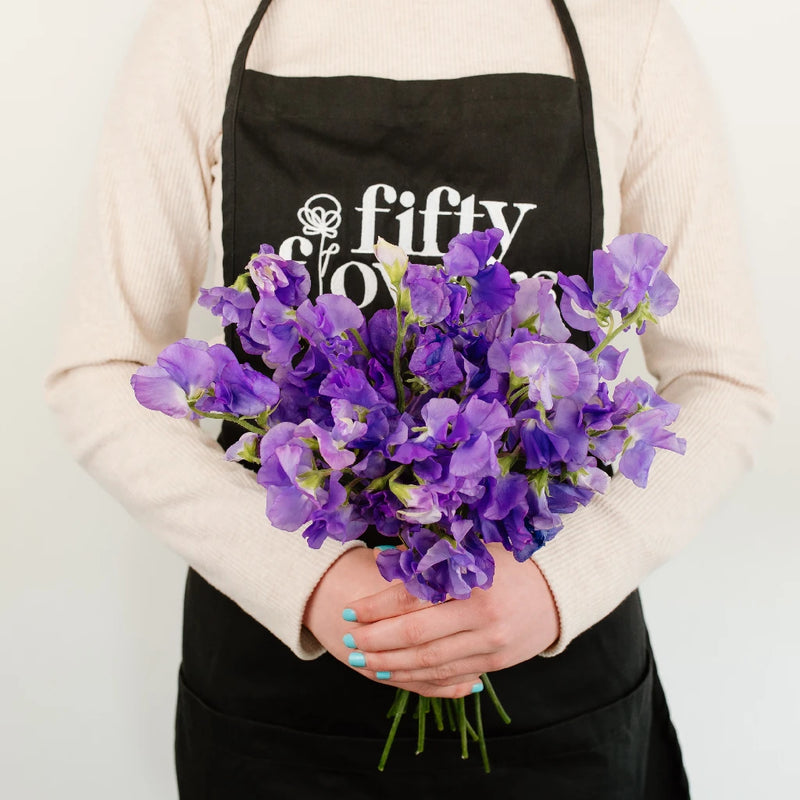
[342,608,358,622]
[376,671,392,680]
[342,633,357,649]
[471,682,484,694]
[375,545,396,551]
[349,652,366,668]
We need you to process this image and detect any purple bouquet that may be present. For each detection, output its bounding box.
[132,228,685,771]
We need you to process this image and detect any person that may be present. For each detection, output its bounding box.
[44,0,773,796]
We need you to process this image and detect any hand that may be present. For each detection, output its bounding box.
[341,543,560,688]
[303,547,483,698]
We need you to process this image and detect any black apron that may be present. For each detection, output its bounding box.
[175,1,691,796]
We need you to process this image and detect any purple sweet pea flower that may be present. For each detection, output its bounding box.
[352,489,404,538]
[509,341,580,409]
[474,504,538,562]
[366,357,396,403]
[418,398,469,445]
[619,409,687,488]
[557,272,599,333]
[487,326,538,374]
[198,286,255,329]
[224,432,260,463]
[403,263,450,325]
[563,344,600,406]
[442,228,504,277]
[257,423,320,530]
[408,328,463,392]
[444,282,468,327]
[478,473,529,520]
[592,233,672,316]
[589,427,629,463]
[295,400,367,470]
[392,481,444,525]
[296,294,364,344]
[296,420,357,470]
[303,474,368,548]
[247,244,311,306]
[351,450,386,479]
[526,484,564,533]
[449,431,501,479]
[647,269,680,317]
[415,533,495,600]
[463,261,519,324]
[511,277,571,342]
[614,377,681,424]
[366,309,398,367]
[618,441,656,490]
[520,399,589,471]
[376,529,439,597]
[195,346,279,417]
[319,366,385,409]
[461,396,513,441]
[131,338,217,419]
[597,345,628,381]
[248,295,301,366]
[379,527,494,603]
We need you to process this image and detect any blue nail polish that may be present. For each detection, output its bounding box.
[349,652,366,668]
[376,671,392,680]
[342,633,356,649]
[471,682,484,694]
[342,608,358,622]
[375,545,396,551]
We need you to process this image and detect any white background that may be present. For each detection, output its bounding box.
[2,1,798,797]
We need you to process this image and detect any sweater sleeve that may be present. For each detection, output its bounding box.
[532,0,775,656]
[42,0,363,660]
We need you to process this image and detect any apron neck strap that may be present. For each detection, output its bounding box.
[222,0,604,281]
[551,0,604,266]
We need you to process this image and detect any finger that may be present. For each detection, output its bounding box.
[346,600,472,653]
[371,653,503,687]
[363,674,484,699]
[345,582,431,623]
[347,629,495,675]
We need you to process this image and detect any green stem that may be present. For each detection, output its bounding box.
[416,696,428,755]
[189,406,266,435]
[350,328,371,358]
[457,697,469,759]
[430,697,445,732]
[474,692,491,774]
[378,689,410,772]
[393,308,407,411]
[507,384,529,406]
[590,308,638,360]
[481,673,511,725]
[445,698,457,731]
[385,687,404,719]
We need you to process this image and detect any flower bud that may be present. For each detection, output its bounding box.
[374,237,409,286]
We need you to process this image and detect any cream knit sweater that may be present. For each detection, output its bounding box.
[44,0,773,659]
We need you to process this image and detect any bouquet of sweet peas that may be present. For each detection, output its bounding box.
[132,228,685,771]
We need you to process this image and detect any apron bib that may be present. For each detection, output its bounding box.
[175,1,690,796]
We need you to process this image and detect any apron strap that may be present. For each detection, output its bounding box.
[551,0,605,276]
[221,0,276,280]
[221,0,603,284]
